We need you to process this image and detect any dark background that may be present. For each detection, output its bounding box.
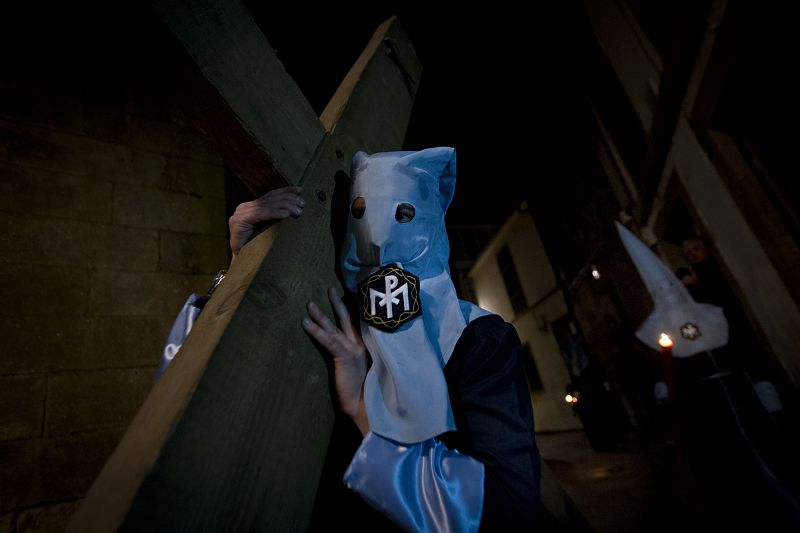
[249,5,583,226]
[1,3,588,228]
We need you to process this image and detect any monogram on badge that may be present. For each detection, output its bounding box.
[359,265,422,332]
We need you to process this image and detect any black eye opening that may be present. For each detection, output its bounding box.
[395,203,415,223]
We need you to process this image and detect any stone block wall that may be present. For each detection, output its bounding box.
[0,22,229,530]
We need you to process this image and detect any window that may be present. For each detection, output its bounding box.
[497,246,526,315]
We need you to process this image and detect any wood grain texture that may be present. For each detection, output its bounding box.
[67,226,277,532]
[152,0,325,194]
[671,118,800,384]
[68,13,420,532]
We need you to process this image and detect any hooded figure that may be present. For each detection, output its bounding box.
[340,147,489,443]
[615,221,729,357]
[324,148,540,532]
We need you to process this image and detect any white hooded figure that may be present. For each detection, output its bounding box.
[327,147,540,532]
[340,147,489,444]
[615,221,729,357]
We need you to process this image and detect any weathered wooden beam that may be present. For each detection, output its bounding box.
[67,14,421,533]
[705,130,800,309]
[68,224,278,532]
[684,0,741,132]
[151,0,326,194]
[635,0,711,224]
[583,0,662,133]
[320,17,419,133]
[670,118,800,384]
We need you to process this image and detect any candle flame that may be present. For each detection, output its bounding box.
[658,333,673,348]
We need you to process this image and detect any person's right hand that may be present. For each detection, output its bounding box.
[302,288,370,436]
[228,186,304,257]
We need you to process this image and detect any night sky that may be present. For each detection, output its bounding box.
[252,6,584,226]
[2,3,586,228]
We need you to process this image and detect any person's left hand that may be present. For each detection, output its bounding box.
[302,288,370,436]
[228,186,304,257]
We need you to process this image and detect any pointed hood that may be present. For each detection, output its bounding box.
[341,148,487,443]
[616,222,728,357]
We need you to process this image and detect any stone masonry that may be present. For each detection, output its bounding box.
[0,14,229,530]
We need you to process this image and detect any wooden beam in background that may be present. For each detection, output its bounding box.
[67,10,421,532]
[153,0,326,195]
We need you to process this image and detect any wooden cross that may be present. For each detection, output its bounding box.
[67,2,420,531]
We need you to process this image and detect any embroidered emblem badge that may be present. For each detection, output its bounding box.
[359,265,422,332]
[680,322,701,340]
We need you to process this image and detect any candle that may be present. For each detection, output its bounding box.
[658,333,675,400]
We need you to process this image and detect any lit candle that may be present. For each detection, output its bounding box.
[658,333,675,400]
[658,333,673,349]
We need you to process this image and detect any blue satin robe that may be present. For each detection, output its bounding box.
[316,314,541,532]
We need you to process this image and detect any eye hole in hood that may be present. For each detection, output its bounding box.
[395,203,415,223]
[351,196,366,219]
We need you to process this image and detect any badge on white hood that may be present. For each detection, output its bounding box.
[359,264,422,332]
[341,147,489,443]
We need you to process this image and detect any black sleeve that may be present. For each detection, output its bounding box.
[442,315,542,531]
